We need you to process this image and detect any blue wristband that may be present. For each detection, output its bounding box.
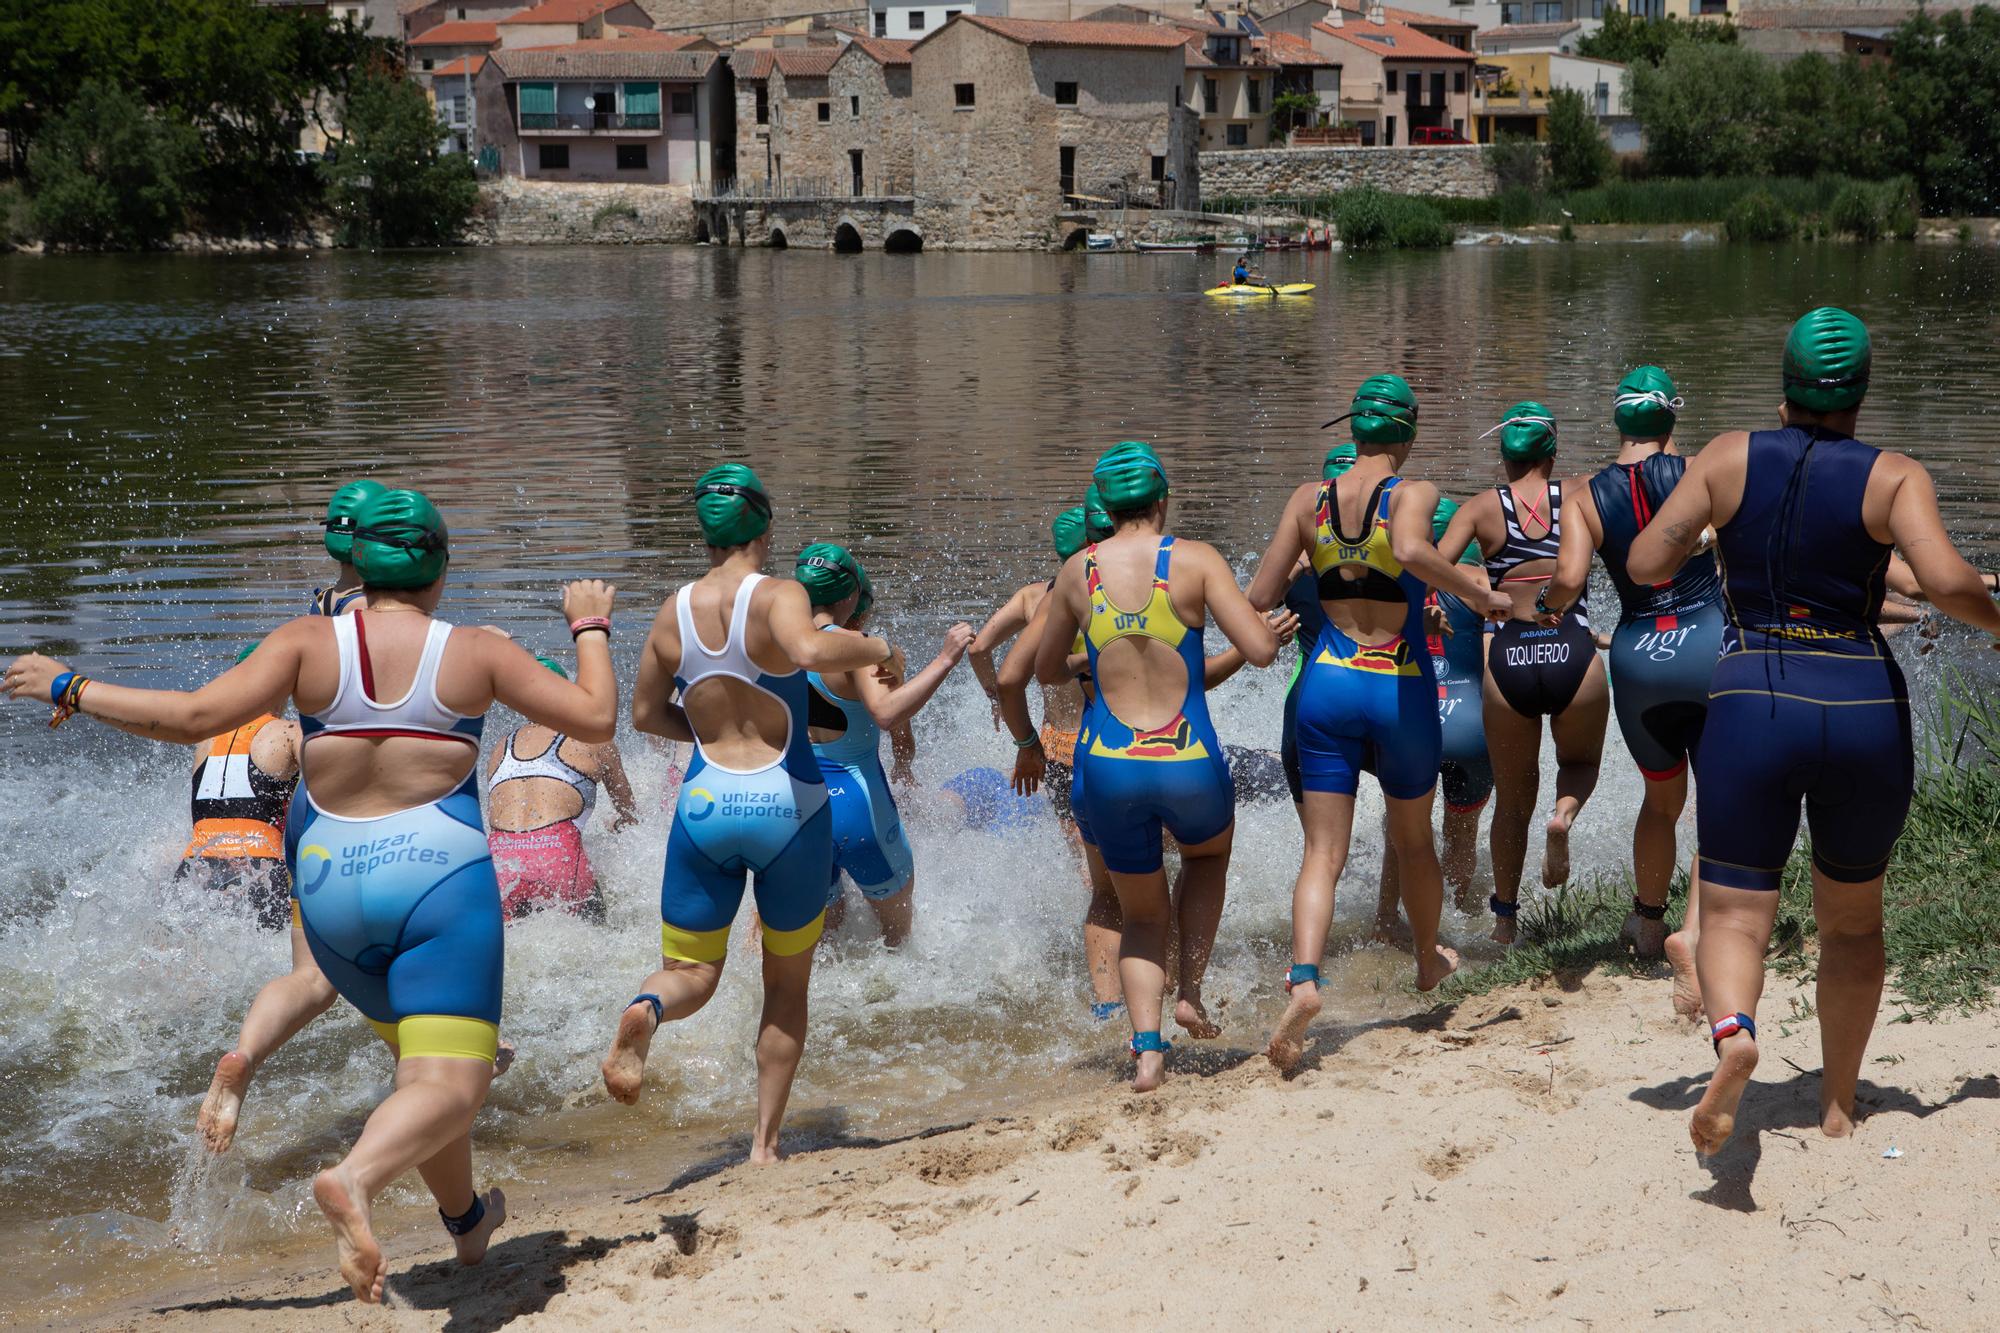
[50,672,75,708]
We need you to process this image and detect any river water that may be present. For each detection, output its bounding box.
[3,240,1997,1320]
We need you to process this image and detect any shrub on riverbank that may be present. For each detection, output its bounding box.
[1333,187,1455,250]
[28,82,202,249]
[1725,189,1796,242]
[1438,675,2000,1021]
[324,72,477,247]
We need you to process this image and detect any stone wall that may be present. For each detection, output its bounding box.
[1196,145,1496,200]
[472,177,699,244]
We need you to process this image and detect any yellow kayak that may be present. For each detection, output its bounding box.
[1206,282,1316,297]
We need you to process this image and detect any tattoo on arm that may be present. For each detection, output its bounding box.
[1663,519,1697,551]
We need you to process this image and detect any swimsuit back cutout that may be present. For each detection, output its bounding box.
[1717,426,1891,659]
[1485,479,1565,584]
[300,615,485,749]
[1310,477,1406,603]
[185,714,295,859]
[1081,537,1213,761]
[1589,454,1721,623]
[807,625,883,767]
[672,574,820,780]
[491,730,597,827]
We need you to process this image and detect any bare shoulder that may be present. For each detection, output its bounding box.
[559,735,606,774]
[1693,430,1752,463]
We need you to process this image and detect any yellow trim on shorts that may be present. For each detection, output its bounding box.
[291,899,303,929]
[662,920,732,964]
[761,910,826,958]
[367,1015,499,1064]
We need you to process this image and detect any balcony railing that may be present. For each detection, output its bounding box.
[518,112,662,132]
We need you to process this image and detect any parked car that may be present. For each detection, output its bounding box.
[1413,126,1470,145]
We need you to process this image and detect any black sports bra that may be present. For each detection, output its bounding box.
[1315,478,1406,604]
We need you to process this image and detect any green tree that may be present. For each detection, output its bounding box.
[1882,6,2000,215]
[324,71,477,247]
[1771,52,1894,181]
[28,80,201,247]
[1485,134,1543,192]
[1579,9,1738,66]
[1630,43,1776,177]
[1546,87,1612,191]
[1269,89,1320,145]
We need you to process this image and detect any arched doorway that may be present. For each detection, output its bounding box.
[883,228,923,254]
[768,227,789,249]
[833,222,864,253]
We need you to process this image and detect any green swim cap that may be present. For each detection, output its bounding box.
[1323,442,1358,479]
[1052,506,1089,561]
[1492,401,1558,463]
[1431,495,1459,544]
[1092,441,1169,514]
[692,463,772,547]
[1613,366,1681,440]
[1324,374,1418,447]
[536,655,568,679]
[235,643,259,665]
[1783,306,1871,412]
[853,565,874,620]
[324,479,386,564]
[1082,485,1115,541]
[351,488,449,590]
[796,542,863,608]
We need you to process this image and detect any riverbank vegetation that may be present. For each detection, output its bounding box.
[1440,675,2000,1021]
[0,0,474,249]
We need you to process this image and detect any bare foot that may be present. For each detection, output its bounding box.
[1491,910,1518,947]
[452,1188,507,1266]
[1541,811,1572,888]
[600,1002,656,1105]
[1821,1098,1857,1139]
[1690,1034,1759,1156]
[748,1139,787,1166]
[1369,912,1412,947]
[1415,945,1460,993]
[494,1041,516,1078]
[1265,982,1321,1075]
[1132,1050,1166,1093]
[1663,931,1703,1023]
[1174,994,1221,1040]
[1620,911,1667,960]
[198,1052,251,1153]
[313,1165,385,1304]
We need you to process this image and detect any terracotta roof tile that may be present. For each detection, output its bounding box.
[730,47,775,79]
[1262,30,1338,67]
[1313,17,1476,62]
[498,0,625,25]
[1474,20,1582,47]
[1372,4,1476,29]
[772,45,843,77]
[955,16,1194,49]
[843,35,915,65]
[410,19,499,44]
[431,54,487,76]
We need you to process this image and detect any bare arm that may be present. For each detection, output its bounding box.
[1543,484,1600,615]
[488,581,619,744]
[4,619,311,744]
[631,600,695,742]
[1204,606,1300,688]
[1246,484,1314,612]
[1394,482,1509,618]
[596,742,639,827]
[1885,459,2000,637]
[768,580,891,673]
[1198,543,1278,667]
[853,624,975,730]
[888,720,917,782]
[968,584,1034,700]
[1629,438,1727,585]
[1032,557,1088,686]
[998,595,1050,795]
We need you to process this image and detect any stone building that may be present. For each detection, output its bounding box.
[496,0,655,48]
[730,36,917,195]
[911,16,1198,247]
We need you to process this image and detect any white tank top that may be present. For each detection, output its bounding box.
[300,614,485,748]
[491,730,596,827]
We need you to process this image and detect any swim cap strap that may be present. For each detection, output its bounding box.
[691,481,772,518]
[351,523,447,554]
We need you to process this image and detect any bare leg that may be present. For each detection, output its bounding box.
[822,889,849,934]
[1107,864,1173,1092]
[1689,882,1778,1155]
[866,878,914,948]
[1482,679,1543,945]
[1081,840,1124,1009]
[1441,802,1484,910]
[600,958,724,1104]
[1623,770,1687,959]
[1171,825,1233,1040]
[201,926,338,1152]
[752,939,818,1163]
[1373,814,1403,941]
[1268,790,1355,1074]
[413,1140,506,1265]
[1665,855,1705,1022]
[1812,870,1886,1139]
[1384,789,1460,991]
[1543,656,1608,888]
[313,1054,494,1303]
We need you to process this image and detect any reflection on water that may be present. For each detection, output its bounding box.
[2,243,1997,1319]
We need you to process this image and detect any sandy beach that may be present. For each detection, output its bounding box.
[87,966,2000,1332]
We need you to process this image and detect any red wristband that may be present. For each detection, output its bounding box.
[569,617,611,639]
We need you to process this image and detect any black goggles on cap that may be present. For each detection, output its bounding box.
[692,482,773,518]
[352,524,447,554]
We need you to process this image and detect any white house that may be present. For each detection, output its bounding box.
[866,0,1004,41]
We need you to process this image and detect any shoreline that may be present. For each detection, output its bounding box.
[74,966,2000,1331]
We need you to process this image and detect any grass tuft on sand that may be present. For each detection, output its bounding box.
[1437,674,2000,1020]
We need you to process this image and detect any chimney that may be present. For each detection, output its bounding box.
[1328,5,1343,26]
[1368,2,1385,24]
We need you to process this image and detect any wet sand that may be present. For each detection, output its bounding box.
[86,968,2000,1331]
